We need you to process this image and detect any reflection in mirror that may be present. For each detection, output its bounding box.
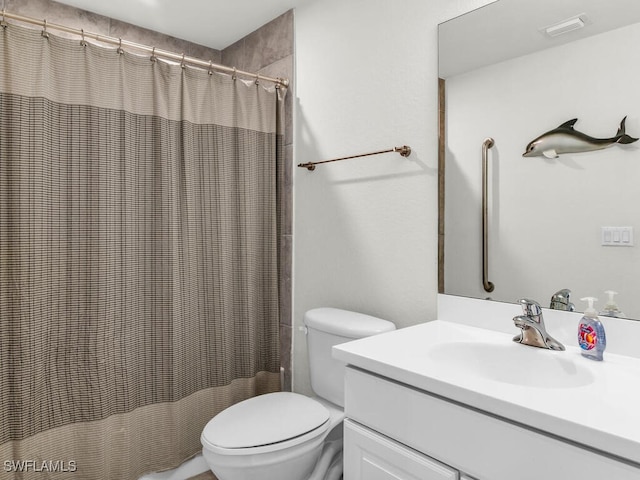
[439,0,640,321]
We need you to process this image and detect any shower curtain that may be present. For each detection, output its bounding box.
[0,24,283,479]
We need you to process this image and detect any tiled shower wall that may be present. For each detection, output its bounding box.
[5,0,294,391]
[5,0,223,61]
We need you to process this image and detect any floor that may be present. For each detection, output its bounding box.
[139,454,214,480]
[187,472,216,480]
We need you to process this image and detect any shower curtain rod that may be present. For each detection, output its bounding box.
[298,145,412,171]
[0,10,289,89]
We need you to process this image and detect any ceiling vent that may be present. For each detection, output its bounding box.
[542,14,588,38]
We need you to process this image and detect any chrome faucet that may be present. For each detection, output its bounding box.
[550,289,575,312]
[512,298,565,351]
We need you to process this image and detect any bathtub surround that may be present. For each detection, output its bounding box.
[0,18,284,480]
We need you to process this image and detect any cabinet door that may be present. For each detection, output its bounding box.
[344,419,458,480]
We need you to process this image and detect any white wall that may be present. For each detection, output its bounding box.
[445,22,640,318]
[293,0,494,394]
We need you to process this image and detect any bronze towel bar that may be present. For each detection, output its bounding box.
[298,145,411,171]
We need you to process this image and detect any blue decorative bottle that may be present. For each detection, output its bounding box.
[578,297,606,361]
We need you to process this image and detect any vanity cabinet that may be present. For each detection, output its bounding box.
[343,366,639,480]
[344,419,458,480]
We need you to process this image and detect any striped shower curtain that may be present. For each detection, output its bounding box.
[0,23,282,479]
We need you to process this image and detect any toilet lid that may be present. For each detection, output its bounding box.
[202,392,330,449]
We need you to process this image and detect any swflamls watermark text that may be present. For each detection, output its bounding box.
[4,460,77,473]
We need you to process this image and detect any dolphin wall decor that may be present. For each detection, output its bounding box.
[522,117,638,159]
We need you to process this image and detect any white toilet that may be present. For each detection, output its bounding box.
[201,307,395,480]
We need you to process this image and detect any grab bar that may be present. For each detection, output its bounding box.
[482,138,495,293]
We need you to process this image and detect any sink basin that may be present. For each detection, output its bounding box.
[427,341,594,389]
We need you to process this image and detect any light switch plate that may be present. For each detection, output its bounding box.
[601,226,634,247]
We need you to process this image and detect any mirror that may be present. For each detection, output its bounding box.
[439,0,640,320]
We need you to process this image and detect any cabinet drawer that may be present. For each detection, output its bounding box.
[344,419,458,480]
[345,367,640,480]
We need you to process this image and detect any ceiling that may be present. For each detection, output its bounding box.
[54,0,311,50]
[439,0,640,77]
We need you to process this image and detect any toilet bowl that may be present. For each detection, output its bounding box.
[201,392,343,480]
[201,308,395,480]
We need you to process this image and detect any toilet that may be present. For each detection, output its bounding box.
[200,307,396,480]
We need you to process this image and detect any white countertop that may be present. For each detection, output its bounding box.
[333,319,640,465]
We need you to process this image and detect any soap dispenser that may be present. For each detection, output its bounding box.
[578,297,606,361]
[599,290,625,318]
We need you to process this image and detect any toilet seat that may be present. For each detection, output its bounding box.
[201,392,331,456]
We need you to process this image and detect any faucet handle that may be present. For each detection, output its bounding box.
[550,288,575,311]
[518,298,542,317]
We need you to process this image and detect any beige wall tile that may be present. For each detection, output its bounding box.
[7,0,110,38]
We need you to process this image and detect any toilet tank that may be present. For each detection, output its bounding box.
[303,308,395,407]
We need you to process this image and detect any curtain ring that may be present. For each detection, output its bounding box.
[1,9,7,29]
[117,38,124,55]
[150,46,157,62]
[232,67,237,81]
[41,19,49,38]
[255,74,260,86]
[208,60,213,76]
[180,53,186,69]
[80,28,87,47]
